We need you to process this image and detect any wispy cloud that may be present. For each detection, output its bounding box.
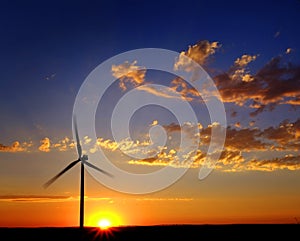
[137,84,192,101]
[135,197,194,202]
[44,73,56,81]
[274,31,280,38]
[0,195,71,202]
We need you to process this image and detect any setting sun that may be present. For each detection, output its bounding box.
[98,219,111,230]
[87,211,123,228]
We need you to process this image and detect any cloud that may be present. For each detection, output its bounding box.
[162,122,264,152]
[249,121,255,127]
[128,149,179,167]
[112,41,298,117]
[52,137,75,152]
[91,137,164,159]
[169,77,201,100]
[259,119,300,151]
[224,127,267,152]
[127,119,300,172]
[229,54,258,83]
[0,137,76,153]
[150,120,158,126]
[286,48,292,54]
[138,84,193,101]
[0,195,71,202]
[174,40,220,71]
[242,154,300,171]
[128,148,244,170]
[274,31,280,38]
[45,73,56,81]
[215,55,300,115]
[38,137,51,152]
[136,197,193,202]
[0,141,32,152]
[98,138,119,150]
[111,60,146,91]
[234,54,258,68]
[234,122,241,128]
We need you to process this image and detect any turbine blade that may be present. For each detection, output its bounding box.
[43,159,81,188]
[73,115,82,158]
[84,161,114,178]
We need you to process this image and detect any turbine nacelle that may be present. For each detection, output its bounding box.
[81,154,88,162]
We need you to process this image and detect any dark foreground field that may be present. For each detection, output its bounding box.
[1,224,299,241]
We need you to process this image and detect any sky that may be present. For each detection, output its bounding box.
[0,0,300,227]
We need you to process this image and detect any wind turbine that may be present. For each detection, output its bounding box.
[43,116,112,229]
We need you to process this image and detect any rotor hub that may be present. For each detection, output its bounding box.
[81,155,88,161]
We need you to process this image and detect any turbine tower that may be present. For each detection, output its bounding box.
[43,116,112,229]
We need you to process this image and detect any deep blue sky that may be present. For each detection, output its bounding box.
[1,0,300,139]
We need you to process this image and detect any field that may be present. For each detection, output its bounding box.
[0,224,299,241]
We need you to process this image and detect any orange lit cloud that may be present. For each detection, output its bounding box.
[170,77,201,101]
[234,122,241,128]
[128,149,244,170]
[1,137,75,153]
[259,119,300,151]
[111,60,146,91]
[174,40,220,71]
[162,40,300,116]
[234,54,257,67]
[126,119,300,172]
[0,141,32,152]
[53,137,75,151]
[150,120,158,126]
[242,154,300,171]
[4,119,296,174]
[215,55,300,115]
[286,48,292,54]
[39,137,75,152]
[224,127,266,152]
[112,41,299,117]
[4,118,293,173]
[38,137,51,152]
[230,54,258,83]
[93,137,163,158]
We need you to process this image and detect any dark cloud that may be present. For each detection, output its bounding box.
[243,154,300,171]
[215,56,300,116]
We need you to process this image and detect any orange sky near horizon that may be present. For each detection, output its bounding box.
[1,168,300,227]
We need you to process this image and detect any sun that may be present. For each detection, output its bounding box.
[98,218,111,230]
[87,211,122,228]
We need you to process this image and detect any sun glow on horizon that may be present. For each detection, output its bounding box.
[98,218,111,230]
[87,211,123,228]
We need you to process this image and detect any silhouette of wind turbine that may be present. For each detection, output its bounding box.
[43,116,112,229]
